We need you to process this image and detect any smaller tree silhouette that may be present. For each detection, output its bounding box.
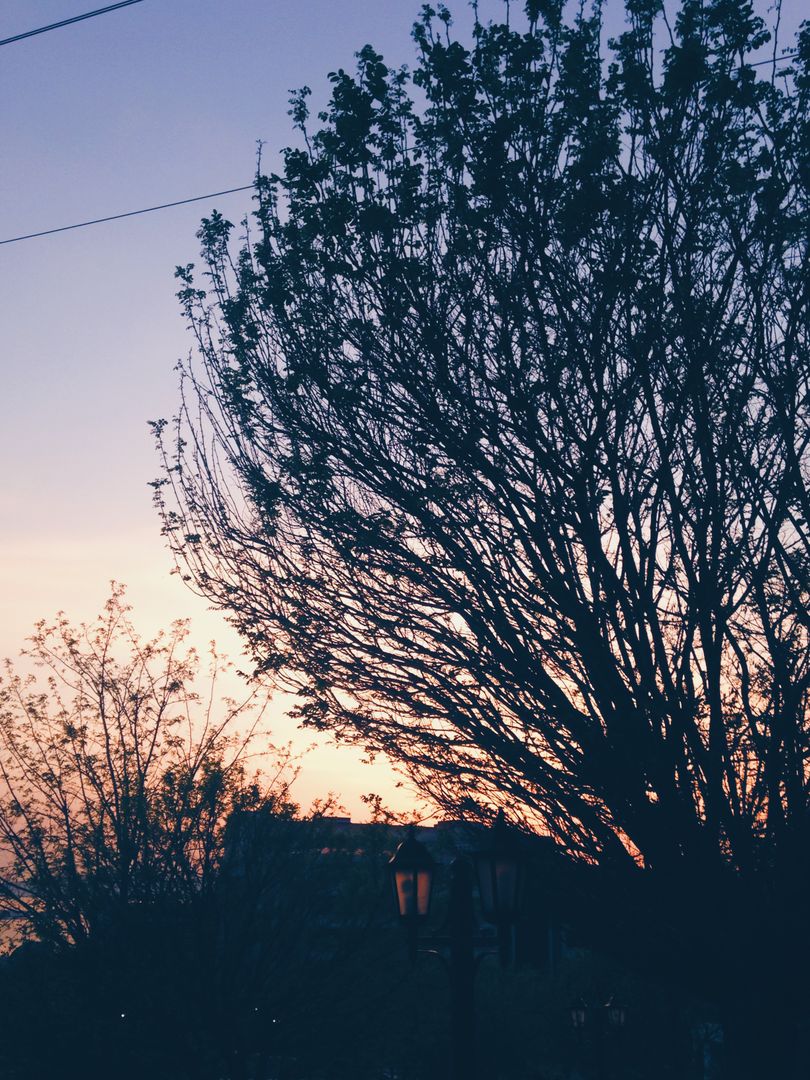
[0,584,288,949]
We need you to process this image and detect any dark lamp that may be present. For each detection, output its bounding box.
[569,998,588,1030]
[389,831,435,920]
[473,809,524,925]
[605,997,628,1029]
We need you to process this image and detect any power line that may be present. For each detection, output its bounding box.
[0,1,145,49]
[0,44,798,249]
[750,50,797,68]
[0,186,254,246]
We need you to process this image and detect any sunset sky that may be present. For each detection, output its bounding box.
[1,0,803,818]
[0,0,426,819]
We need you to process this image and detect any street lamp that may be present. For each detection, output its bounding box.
[473,808,524,964]
[389,829,435,960]
[568,995,629,1080]
[388,813,526,1080]
[568,996,629,1032]
[604,996,628,1030]
[390,829,435,919]
[569,997,589,1030]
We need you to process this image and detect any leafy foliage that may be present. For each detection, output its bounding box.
[157,0,810,877]
[0,585,284,947]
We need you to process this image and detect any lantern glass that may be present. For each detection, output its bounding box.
[393,867,432,918]
[606,1001,628,1029]
[474,811,524,925]
[389,832,435,921]
[417,865,431,915]
[570,1001,588,1029]
[495,857,519,918]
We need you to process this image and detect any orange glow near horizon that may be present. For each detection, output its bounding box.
[0,530,420,824]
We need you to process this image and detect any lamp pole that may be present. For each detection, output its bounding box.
[448,859,476,1080]
[568,998,629,1080]
[389,814,526,1080]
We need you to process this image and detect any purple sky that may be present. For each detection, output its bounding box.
[1,0,805,817]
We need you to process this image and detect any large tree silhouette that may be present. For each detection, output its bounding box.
[155,1,810,1071]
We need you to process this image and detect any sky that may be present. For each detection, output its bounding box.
[0,0,426,820]
[1,0,805,819]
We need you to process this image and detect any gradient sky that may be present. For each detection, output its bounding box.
[1,0,804,818]
[0,0,426,820]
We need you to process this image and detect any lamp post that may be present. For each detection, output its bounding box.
[389,830,436,962]
[567,996,629,1080]
[569,997,589,1031]
[474,808,525,966]
[389,813,525,1080]
[604,996,628,1031]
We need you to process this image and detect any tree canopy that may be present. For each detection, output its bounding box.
[156,0,810,1056]
[158,0,810,884]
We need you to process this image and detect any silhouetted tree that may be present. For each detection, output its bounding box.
[0,584,282,947]
[0,593,446,1078]
[155,2,810,1073]
[0,809,447,1080]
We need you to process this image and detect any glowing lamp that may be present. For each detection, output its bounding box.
[389,830,435,921]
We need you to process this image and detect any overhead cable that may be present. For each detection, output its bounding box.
[750,49,798,68]
[0,186,254,246]
[0,1,145,49]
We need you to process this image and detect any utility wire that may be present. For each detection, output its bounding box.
[0,186,254,246]
[750,50,797,68]
[0,1,145,49]
[0,41,799,246]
